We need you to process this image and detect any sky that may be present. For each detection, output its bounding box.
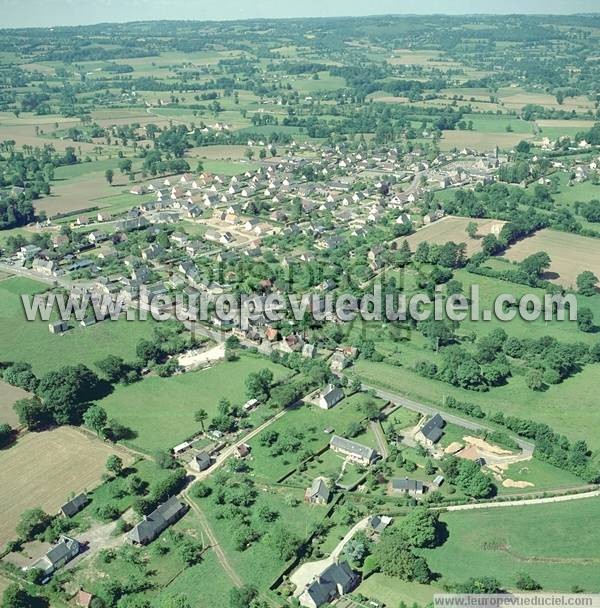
[1,0,599,28]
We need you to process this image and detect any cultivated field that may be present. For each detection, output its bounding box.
[439,130,529,151]
[0,427,132,546]
[0,380,30,427]
[394,216,506,256]
[502,229,600,289]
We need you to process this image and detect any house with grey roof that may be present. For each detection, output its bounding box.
[304,478,331,505]
[60,493,89,518]
[318,384,344,410]
[390,477,426,497]
[27,536,80,577]
[190,452,211,472]
[49,320,69,334]
[298,561,359,608]
[415,413,445,448]
[329,435,378,466]
[368,515,392,535]
[128,496,187,545]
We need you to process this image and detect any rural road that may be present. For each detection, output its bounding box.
[363,383,535,457]
[444,489,600,511]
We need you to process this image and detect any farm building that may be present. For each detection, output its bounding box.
[304,478,331,505]
[415,413,445,448]
[49,320,69,334]
[235,443,251,459]
[60,493,89,518]
[299,560,359,608]
[28,535,80,577]
[329,435,378,466]
[129,496,187,545]
[318,384,344,410]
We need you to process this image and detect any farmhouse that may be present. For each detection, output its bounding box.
[304,478,331,505]
[28,535,80,577]
[299,561,359,608]
[190,452,211,472]
[415,413,445,448]
[329,435,378,466]
[318,384,344,410]
[60,493,89,518]
[389,477,426,497]
[129,496,187,545]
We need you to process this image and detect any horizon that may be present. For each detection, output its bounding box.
[2,0,600,29]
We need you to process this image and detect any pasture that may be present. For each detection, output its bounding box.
[502,228,600,289]
[0,276,155,375]
[422,498,600,591]
[194,484,326,591]
[394,216,506,256]
[0,426,132,546]
[99,355,290,453]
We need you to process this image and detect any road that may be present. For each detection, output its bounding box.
[363,383,535,457]
[444,489,600,511]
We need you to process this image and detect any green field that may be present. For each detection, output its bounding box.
[422,499,600,591]
[99,355,290,453]
[0,277,154,375]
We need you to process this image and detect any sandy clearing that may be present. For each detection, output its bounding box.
[464,435,514,456]
[503,478,535,488]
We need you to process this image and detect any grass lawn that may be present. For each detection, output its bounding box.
[74,508,206,604]
[156,546,234,607]
[422,498,600,592]
[357,575,441,606]
[99,355,290,453]
[0,277,155,375]
[73,459,173,526]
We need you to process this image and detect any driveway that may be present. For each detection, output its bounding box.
[290,515,371,596]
